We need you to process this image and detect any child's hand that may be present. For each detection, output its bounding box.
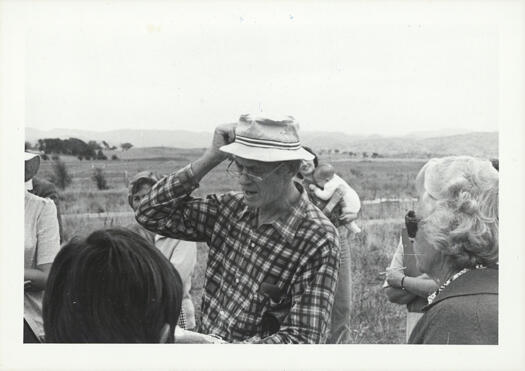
[309,184,318,191]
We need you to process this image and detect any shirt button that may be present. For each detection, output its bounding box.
[235,277,239,284]
[250,242,255,248]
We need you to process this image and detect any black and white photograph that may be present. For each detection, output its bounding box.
[1,0,524,370]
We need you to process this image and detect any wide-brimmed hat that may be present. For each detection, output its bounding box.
[220,114,315,162]
[25,152,41,182]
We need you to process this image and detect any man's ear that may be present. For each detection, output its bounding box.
[159,323,171,343]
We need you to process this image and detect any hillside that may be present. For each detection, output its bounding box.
[317,132,498,158]
[26,127,498,158]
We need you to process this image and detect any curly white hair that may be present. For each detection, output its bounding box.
[415,156,498,269]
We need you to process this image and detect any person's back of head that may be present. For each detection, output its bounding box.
[43,228,182,343]
[313,163,335,185]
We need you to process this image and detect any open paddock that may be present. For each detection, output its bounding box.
[45,154,425,344]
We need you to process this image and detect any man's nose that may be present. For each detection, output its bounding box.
[239,171,253,186]
[238,172,254,185]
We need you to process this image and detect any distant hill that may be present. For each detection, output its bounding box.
[310,132,498,158]
[26,127,498,158]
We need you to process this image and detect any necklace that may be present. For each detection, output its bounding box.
[427,265,486,304]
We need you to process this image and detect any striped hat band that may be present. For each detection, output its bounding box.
[235,135,301,150]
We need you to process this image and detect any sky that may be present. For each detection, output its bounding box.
[25,1,501,136]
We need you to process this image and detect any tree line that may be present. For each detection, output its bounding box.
[25,138,133,160]
[318,149,383,158]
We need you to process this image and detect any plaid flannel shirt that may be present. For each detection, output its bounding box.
[136,165,340,343]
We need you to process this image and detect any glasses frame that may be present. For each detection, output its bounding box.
[226,159,285,183]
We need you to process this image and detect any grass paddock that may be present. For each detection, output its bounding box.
[54,156,421,343]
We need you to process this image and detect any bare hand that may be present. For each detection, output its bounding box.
[386,268,405,288]
[204,123,237,161]
[174,327,228,343]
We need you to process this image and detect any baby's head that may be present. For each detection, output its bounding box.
[313,163,335,187]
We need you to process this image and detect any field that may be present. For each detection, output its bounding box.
[37,149,426,344]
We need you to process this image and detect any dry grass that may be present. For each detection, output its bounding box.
[345,222,405,343]
[39,154,425,200]
[56,155,423,343]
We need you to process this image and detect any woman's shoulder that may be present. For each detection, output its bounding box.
[25,191,57,210]
[413,293,498,344]
[424,272,498,325]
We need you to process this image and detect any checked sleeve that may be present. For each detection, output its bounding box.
[135,165,220,244]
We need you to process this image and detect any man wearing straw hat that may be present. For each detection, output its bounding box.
[136,114,340,343]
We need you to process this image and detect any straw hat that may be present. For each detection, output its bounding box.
[219,114,314,162]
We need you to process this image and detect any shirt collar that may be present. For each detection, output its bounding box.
[155,234,168,242]
[238,182,309,244]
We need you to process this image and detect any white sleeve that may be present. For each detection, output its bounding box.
[36,200,60,266]
[156,238,197,285]
[382,237,404,288]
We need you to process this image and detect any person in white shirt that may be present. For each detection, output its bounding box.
[127,171,197,330]
[24,152,60,342]
[383,211,438,342]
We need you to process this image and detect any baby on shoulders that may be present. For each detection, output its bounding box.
[310,163,362,233]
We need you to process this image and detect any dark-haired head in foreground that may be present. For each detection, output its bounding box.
[43,228,182,343]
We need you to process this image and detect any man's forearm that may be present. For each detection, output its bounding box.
[191,150,226,183]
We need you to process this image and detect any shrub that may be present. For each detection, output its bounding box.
[49,160,72,190]
[96,149,108,160]
[51,154,60,161]
[78,156,83,161]
[120,142,133,151]
[92,167,109,190]
[111,154,119,160]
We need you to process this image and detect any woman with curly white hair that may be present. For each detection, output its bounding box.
[408,156,498,344]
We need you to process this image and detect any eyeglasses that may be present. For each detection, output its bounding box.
[226,159,284,183]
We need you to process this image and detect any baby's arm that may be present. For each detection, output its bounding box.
[312,179,338,200]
